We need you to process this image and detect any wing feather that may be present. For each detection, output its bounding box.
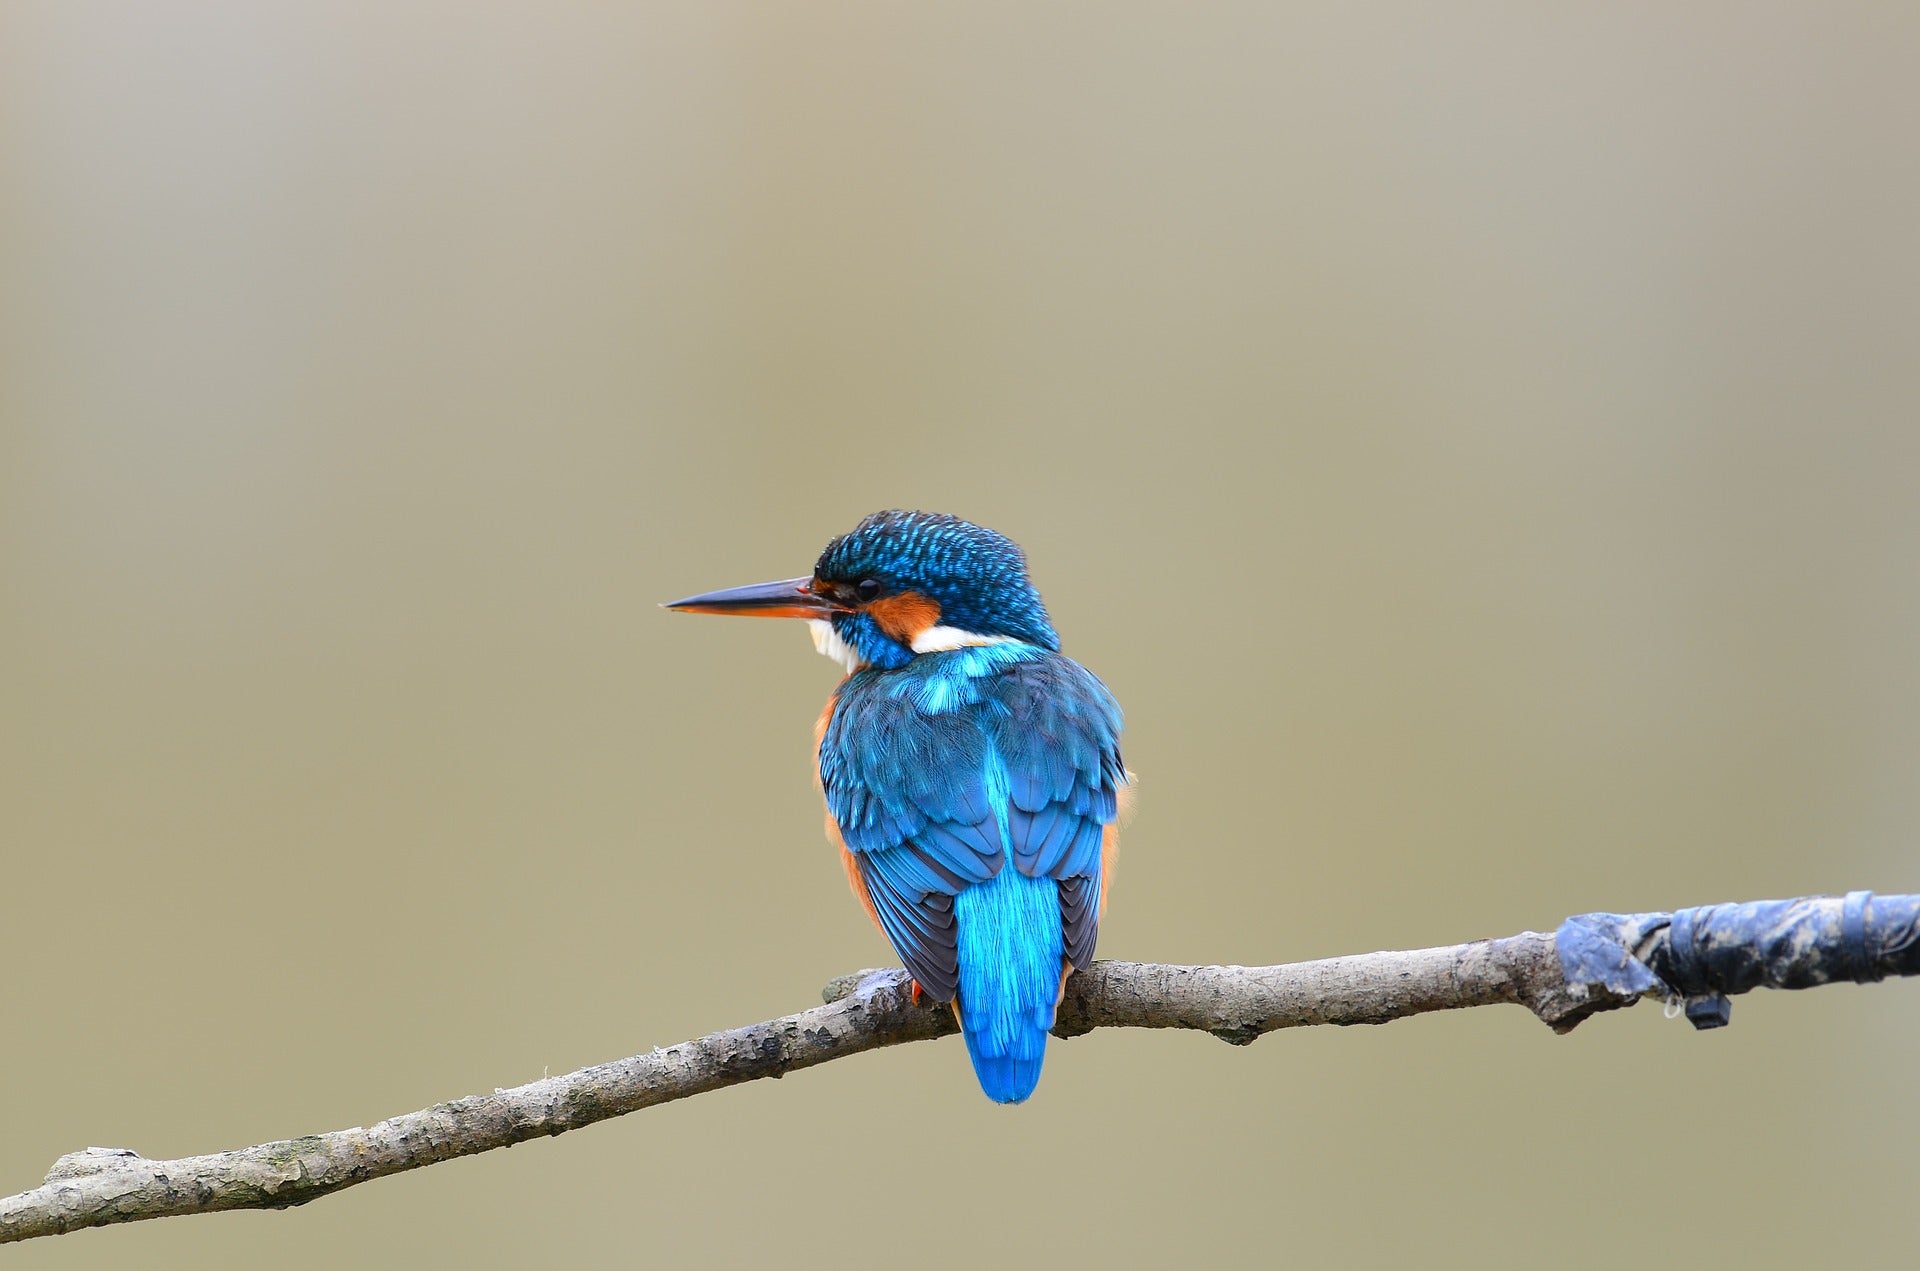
[821,650,1126,995]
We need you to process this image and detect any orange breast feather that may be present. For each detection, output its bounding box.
[815,690,885,936]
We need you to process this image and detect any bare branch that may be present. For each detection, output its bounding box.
[5,891,1914,1245]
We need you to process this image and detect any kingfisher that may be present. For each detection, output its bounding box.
[664,510,1129,1103]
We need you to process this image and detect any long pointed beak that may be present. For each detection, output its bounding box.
[661,576,842,619]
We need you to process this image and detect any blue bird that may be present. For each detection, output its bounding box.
[665,510,1130,1103]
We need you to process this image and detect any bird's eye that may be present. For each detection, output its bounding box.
[855,578,882,602]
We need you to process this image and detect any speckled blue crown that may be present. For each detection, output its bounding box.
[816,510,1060,651]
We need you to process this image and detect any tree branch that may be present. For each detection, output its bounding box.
[5,891,1914,1244]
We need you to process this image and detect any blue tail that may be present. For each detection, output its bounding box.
[952,865,1064,1104]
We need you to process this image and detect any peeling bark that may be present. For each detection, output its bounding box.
[5,894,1911,1245]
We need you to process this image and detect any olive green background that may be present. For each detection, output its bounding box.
[4,3,1917,1267]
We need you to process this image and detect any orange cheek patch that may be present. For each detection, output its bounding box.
[864,591,942,645]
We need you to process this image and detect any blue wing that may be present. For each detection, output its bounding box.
[989,655,1126,971]
[819,648,1125,999]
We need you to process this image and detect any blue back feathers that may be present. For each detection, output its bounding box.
[813,520,1127,1103]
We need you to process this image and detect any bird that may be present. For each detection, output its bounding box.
[664,509,1130,1103]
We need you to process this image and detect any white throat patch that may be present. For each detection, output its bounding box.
[807,619,865,674]
[807,619,1016,672]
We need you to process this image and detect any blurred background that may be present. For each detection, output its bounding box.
[3,2,1917,1266]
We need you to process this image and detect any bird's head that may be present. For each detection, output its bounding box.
[663,510,1059,672]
